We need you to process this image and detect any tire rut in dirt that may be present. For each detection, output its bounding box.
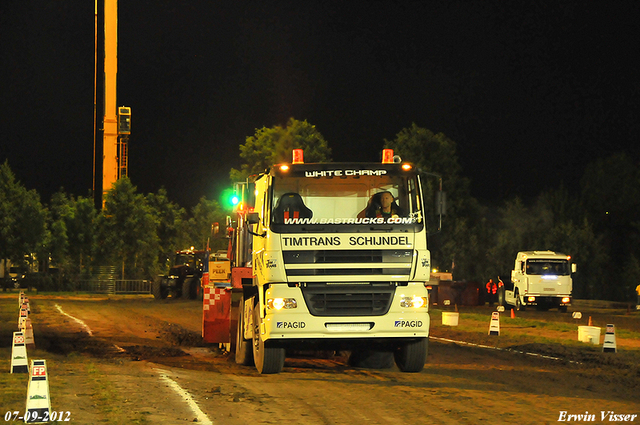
[36,323,125,358]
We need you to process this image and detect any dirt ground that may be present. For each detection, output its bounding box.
[2,293,639,424]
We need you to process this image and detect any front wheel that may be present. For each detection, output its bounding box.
[395,337,428,373]
[252,305,285,374]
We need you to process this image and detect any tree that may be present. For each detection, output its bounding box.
[187,197,228,252]
[384,124,484,280]
[97,178,160,279]
[48,190,97,278]
[0,161,47,272]
[230,118,332,181]
[147,187,188,271]
[579,153,640,300]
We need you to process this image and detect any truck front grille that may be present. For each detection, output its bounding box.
[300,283,395,316]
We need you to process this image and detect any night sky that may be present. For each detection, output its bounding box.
[1,1,639,208]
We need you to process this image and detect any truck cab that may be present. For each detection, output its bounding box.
[502,251,575,312]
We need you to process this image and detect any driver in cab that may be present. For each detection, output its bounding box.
[357,191,404,219]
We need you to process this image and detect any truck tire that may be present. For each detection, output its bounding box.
[252,305,285,374]
[152,278,167,300]
[182,277,198,300]
[395,337,428,373]
[235,294,254,366]
[498,287,507,307]
[515,291,526,311]
[348,350,395,369]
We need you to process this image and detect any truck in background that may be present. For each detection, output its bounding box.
[202,149,443,374]
[500,251,576,312]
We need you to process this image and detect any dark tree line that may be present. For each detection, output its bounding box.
[2,120,639,301]
[1,162,228,290]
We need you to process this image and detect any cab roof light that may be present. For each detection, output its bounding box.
[382,149,394,164]
[292,149,304,164]
[279,164,290,172]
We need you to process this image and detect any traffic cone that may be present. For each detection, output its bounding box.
[588,316,593,326]
[488,311,500,336]
[25,359,51,423]
[510,308,515,319]
[11,331,29,373]
[24,318,35,349]
[602,324,617,353]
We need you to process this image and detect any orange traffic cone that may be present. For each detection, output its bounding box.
[588,316,593,326]
[511,308,515,319]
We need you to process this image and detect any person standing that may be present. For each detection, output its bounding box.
[486,278,497,305]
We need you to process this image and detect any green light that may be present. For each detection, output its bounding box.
[231,195,239,206]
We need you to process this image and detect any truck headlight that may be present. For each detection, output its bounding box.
[267,298,297,310]
[400,296,428,308]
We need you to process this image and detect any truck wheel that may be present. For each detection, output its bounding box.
[252,305,285,374]
[395,337,428,373]
[498,287,507,306]
[182,277,198,300]
[235,294,254,366]
[348,350,395,369]
[152,278,167,300]
[515,291,526,311]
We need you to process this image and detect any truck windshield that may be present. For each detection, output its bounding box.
[526,260,570,276]
[269,171,423,231]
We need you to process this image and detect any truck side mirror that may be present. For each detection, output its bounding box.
[571,263,577,273]
[247,212,260,224]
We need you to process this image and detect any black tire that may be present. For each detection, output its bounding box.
[515,291,526,311]
[395,337,428,373]
[235,294,254,366]
[152,278,167,300]
[252,305,285,374]
[497,287,507,307]
[348,350,395,369]
[182,277,198,300]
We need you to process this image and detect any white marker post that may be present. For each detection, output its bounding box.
[488,311,500,336]
[25,360,51,423]
[11,331,29,373]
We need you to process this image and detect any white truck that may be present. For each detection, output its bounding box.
[500,251,575,312]
[203,149,440,374]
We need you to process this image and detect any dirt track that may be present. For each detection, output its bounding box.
[2,294,639,424]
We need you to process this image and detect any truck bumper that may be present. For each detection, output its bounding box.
[523,295,571,306]
[260,284,430,341]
